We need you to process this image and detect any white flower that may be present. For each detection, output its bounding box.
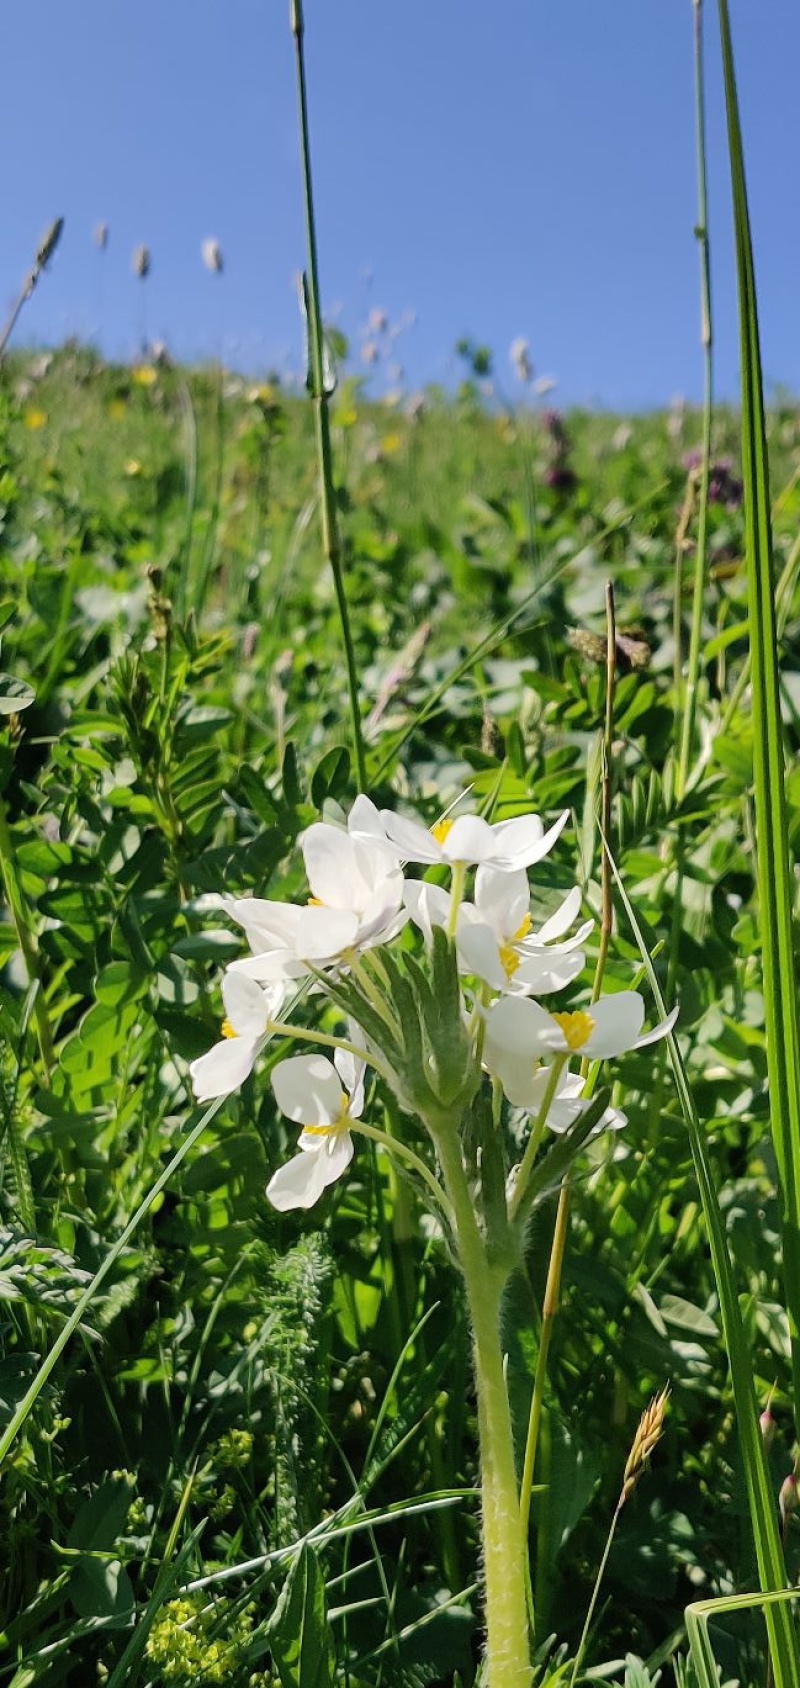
[226,798,406,983]
[224,900,362,982]
[380,805,569,872]
[512,1066,627,1136]
[456,869,591,994]
[484,991,677,1106]
[189,973,285,1101]
[301,795,405,947]
[267,1047,365,1211]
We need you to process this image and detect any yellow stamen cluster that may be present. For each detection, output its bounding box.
[221,1020,237,1039]
[430,817,454,845]
[499,943,521,981]
[552,1009,595,1052]
[302,1093,351,1138]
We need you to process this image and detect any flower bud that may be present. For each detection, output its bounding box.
[759,1405,776,1450]
[779,1471,798,1528]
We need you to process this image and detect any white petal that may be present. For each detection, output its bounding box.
[380,810,442,863]
[267,1148,329,1211]
[189,1036,259,1100]
[348,795,393,843]
[227,900,359,960]
[271,1054,344,1127]
[535,886,583,944]
[634,1003,679,1049]
[474,866,529,937]
[226,950,310,982]
[221,971,272,1038]
[484,995,564,1059]
[442,814,497,864]
[403,880,452,941]
[334,1046,366,1117]
[583,992,645,1058]
[355,873,406,945]
[310,1129,355,1186]
[513,950,585,994]
[457,923,506,990]
[302,825,369,910]
[490,809,569,871]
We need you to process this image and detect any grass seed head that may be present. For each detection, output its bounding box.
[133,243,151,279]
[93,221,109,250]
[620,1385,669,1506]
[36,217,64,270]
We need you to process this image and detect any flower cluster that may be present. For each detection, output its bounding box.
[190,796,675,1212]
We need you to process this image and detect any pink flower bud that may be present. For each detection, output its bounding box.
[779,1472,797,1527]
[759,1407,776,1450]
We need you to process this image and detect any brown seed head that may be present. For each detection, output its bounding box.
[619,1386,669,1507]
[36,217,64,270]
[133,244,151,280]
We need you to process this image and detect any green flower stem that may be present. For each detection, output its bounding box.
[289,0,367,790]
[508,1056,567,1226]
[267,1018,392,1083]
[447,861,467,938]
[434,1119,532,1687]
[0,788,54,1079]
[353,1120,452,1222]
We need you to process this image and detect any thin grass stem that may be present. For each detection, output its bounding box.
[289,0,367,790]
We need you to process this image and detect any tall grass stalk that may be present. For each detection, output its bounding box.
[519,583,617,1572]
[676,0,713,798]
[289,0,367,790]
[608,846,800,1688]
[0,218,63,360]
[715,0,800,1428]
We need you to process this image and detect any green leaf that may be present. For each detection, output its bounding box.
[268,1543,335,1688]
[0,674,34,713]
[67,1472,136,1552]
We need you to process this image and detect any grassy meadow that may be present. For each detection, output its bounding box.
[1,337,799,1686]
[3,7,800,1686]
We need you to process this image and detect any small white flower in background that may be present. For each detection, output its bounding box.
[456,869,592,995]
[484,991,678,1107]
[380,805,569,873]
[189,974,285,1101]
[513,1066,627,1137]
[267,1046,366,1211]
[509,336,532,385]
[201,238,224,274]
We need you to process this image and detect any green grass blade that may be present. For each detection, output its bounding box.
[687,1589,800,1688]
[608,847,800,1688]
[715,0,800,1424]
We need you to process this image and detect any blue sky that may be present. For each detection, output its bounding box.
[3,2,799,408]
